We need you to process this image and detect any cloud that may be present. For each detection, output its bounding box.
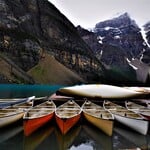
[49,0,150,28]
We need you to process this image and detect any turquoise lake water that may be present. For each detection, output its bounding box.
[0,84,63,98]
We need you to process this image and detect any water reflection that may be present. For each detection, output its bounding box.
[24,124,54,150]
[82,125,113,150]
[0,123,23,144]
[55,126,81,150]
[148,133,150,149]
[0,124,23,150]
[114,126,149,149]
[0,123,149,150]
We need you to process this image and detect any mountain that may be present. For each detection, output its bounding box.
[0,1,149,85]
[0,0,104,84]
[143,22,150,64]
[77,13,150,84]
[144,21,150,45]
[94,13,149,61]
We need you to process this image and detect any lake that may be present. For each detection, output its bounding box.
[0,84,63,98]
[0,84,149,150]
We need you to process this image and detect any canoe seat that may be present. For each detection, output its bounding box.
[1,108,16,111]
[28,112,47,117]
[30,108,54,111]
[36,105,54,108]
[103,115,113,119]
[0,112,16,115]
[0,111,22,117]
[14,105,32,107]
[57,111,79,117]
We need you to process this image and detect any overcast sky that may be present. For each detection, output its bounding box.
[49,0,150,29]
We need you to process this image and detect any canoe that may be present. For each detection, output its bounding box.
[23,100,56,136]
[0,97,33,103]
[0,96,35,109]
[57,84,145,99]
[0,96,35,128]
[82,100,114,136]
[124,86,150,93]
[125,101,150,120]
[103,100,149,135]
[50,93,73,101]
[55,100,82,134]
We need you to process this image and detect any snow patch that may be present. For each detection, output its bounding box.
[143,42,147,46]
[140,26,150,48]
[126,58,131,63]
[104,26,113,31]
[100,50,103,56]
[140,54,144,61]
[114,35,120,39]
[97,36,104,44]
[98,40,103,44]
[126,58,138,70]
[97,36,104,40]
[129,64,138,70]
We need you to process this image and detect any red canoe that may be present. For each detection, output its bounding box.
[23,100,56,136]
[55,100,82,134]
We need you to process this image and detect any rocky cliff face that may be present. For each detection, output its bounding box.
[94,13,149,61]
[0,0,103,84]
[77,13,150,84]
[143,22,150,65]
[144,22,150,45]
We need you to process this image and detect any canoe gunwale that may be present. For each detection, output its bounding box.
[55,100,82,119]
[23,100,56,120]
[23,111,55,120]
[125,101,150,120]
[55,109,82,119]
[82,110,114,121]
[82,101,114,120]
[103,101,148,121]
[0,111,24,118]
[0,99,34,119]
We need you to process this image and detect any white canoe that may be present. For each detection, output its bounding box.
[103,100,149,135]
[58,84,145,98]
[125,101,150,120]
[0,97,31,103]
[0,96,36,109]
[124,87,150,93]
[0,96,35,128]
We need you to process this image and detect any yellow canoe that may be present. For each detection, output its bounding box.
[82,100,114,136]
